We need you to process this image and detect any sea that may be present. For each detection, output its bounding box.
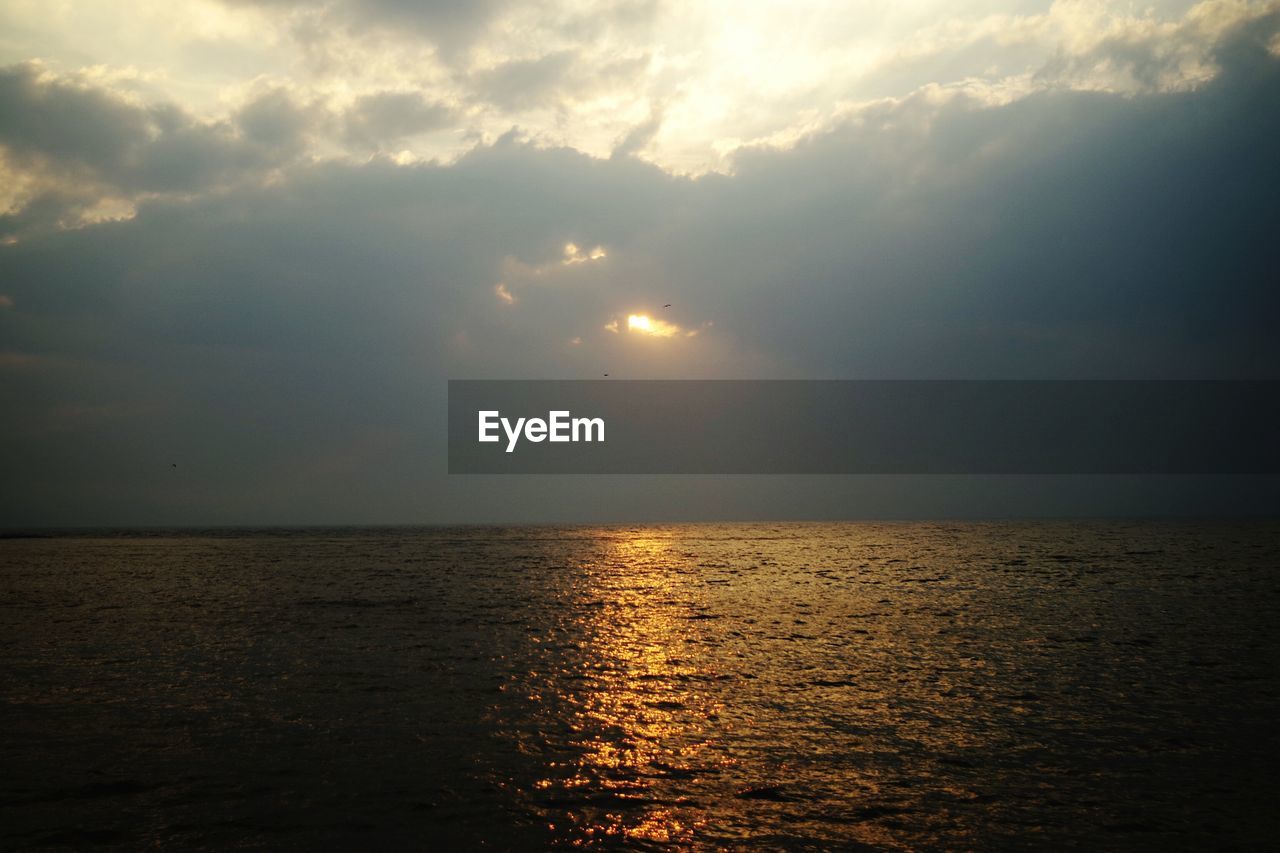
[2,522,1278,850]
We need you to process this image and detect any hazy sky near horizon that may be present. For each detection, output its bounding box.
[1,0,1278,524]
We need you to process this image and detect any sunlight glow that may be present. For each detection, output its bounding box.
[564,243,608,264]
[627,313,680,337]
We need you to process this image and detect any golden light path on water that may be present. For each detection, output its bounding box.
[561,534,718,845]
[523,528,933,849]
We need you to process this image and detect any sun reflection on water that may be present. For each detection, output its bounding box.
[528,533,729,845]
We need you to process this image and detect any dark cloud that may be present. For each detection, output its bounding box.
[0,65,315,238]
[343,91,456,150]
[0,188,97,237]
[221,0,509,57]
[237,88,318,151]
[0,64,150,172]
[1,16,1278,524]
[709,13,1280,379]
[611,105,664,159]
[220,0,662,66]
[1030,8,1272,92]
[470,51,578,110]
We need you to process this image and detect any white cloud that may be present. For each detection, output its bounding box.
[2,0,1274,180]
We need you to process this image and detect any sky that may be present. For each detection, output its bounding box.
[1,0,1278,525]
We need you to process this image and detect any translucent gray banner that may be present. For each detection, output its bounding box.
[448,381,1280,474]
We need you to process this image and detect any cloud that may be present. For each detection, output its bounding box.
[237,88,319,151]
[222,0,511,56]
[343,90,456,150]
[10,0,1274,179]
[0,64,315,239]
[0,64,152,174]
[1,13,1278,523]
[624,312,680,337]
[612,106,664,160]
[470,51,578,110]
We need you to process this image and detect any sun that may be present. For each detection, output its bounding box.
[610,311,682,338]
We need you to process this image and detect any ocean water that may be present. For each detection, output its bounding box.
[1,522,1278,850]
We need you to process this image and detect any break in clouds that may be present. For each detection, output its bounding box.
[0,2,1278,524]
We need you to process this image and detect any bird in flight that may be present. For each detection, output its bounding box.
[663,303,672,308]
